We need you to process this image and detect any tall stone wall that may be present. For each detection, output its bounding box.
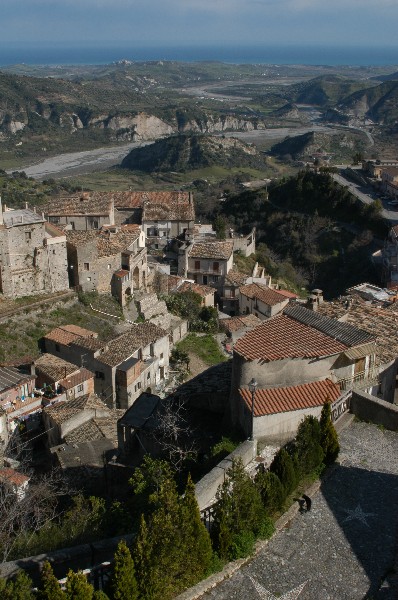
[350,390,398,431]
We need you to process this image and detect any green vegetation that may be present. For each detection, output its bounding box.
[163,290,219,333]
[320,401,340,464]
[175,333,226,366]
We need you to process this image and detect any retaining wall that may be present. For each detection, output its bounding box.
[350,390,398,431]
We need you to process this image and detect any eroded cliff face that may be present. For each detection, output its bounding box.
[0,106,264,143]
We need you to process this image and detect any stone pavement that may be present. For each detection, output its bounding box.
[201,422,398,600]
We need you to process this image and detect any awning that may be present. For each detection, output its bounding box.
[343,342,376,361]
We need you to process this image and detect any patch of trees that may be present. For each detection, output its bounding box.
[0,402,339,599]
[163,290,219,333]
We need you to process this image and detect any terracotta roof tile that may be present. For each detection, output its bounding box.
[42,195,113,217]
[189,240,233,260]
[240,379,341,416]
[0,467,30,487]
[44,325,98,346]
[239,283,289,307]
[143,200,195,222]
[66,228,140,258]
[234,314,348,361]
[113,191,191,209]
[44,393,108,425]
[276,289,298,299]
[58,368,94,390]
[224,269,248,287]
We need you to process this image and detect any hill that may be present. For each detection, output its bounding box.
[270,130,368,161]
[288,75,372,107]
[120,134,265,173]
[337,80,398,125]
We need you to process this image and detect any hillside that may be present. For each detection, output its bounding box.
[270,130,368,161]
[337,80,398,125]
[288,75,372,107]
[120,134,265,172]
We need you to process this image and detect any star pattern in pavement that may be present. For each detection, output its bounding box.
[249,576,307,600]
[342,503,377,527]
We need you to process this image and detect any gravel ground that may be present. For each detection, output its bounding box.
[201,421,398,600]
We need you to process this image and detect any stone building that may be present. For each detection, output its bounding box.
[178,240,234,295]
[34,353,94,402]
[141,192,195,250]
[0,365,39,433]
[0,205,69,299]
[230,305,377,440]
[43,322,170,409]
[42,193,115,231]
[66,224,147,301]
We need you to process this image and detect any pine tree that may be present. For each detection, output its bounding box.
[295,415,324,476]
[320,401,340,464]
[64,570,94,600]
[108,540,138,600]
[93,592,109,600]
[0,571,35,600]
[270,448,297,497]
[37,561,66,600]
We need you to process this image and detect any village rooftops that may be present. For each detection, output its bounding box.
[239,379,341,417]
[224,269,248,287]
[317,297,398,364]
[0,467,30,487]
[234,306,375,362]
[2,208,44,228]
[34,354,81,382]
[63,409,124,445]
[239,283,290,306]
[44,324,98,346]
[43,393,108,425]
[58,368,94,390]
[189,240,234,261]
[66,227,141,257]
[143,200,195,222]
[42,194,113,217]
[98,322,168,367]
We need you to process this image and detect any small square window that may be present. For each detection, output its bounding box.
[84,263,89,271]
[87,276,91,281]
[25,231,32,242]
[147,373,150,380]
[77,384,83,392]
[107,264,111,270]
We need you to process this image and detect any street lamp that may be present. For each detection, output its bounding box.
[248,378,258,441]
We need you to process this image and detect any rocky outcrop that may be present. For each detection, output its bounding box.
[180,115,263,134]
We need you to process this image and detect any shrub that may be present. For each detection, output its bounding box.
[320,401,340,464]
[295,415,324,476]
[270,448,298,497]
[255,470,285,514]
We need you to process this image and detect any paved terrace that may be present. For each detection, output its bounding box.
[201,422,398,600]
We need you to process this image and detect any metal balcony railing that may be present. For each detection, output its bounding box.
[337,368,379,392]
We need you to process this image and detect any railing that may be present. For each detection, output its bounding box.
[331,390,351,423]
[337,368,379,392]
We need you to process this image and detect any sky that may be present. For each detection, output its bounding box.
[1,0,396,49]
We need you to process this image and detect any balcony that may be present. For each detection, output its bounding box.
[336,368,380,392]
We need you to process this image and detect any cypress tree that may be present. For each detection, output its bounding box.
[64,570,94,600]
[179,474,213,584]
[320,401,340,464]
[295,415,324,476]
[255,470,285,514]
[1,571,35,600]
[108,541,138,600]
[270,448,297,497]
[37,562,66,600]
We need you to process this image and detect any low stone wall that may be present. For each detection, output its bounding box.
[195,440,256,511]
[0,533,135,584]
[350,390,398,431]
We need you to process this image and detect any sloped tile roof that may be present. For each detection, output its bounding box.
[113,191,191,209]
[239,379,341,416]
[276,289,298,299]
[234,314,348,361]
[0,467,30,487]
[58,368,94,390]
[0,366,34,392]
[66,228,140,258]
[189,240,234,260]
[224,269,248,287]
[99,323,168,367]
[34,354,80,382]
[222,314,262,333]
[177,281,215,297]
[42,195,113,216]
[239,283,289,307]
[44,393,108,425]
[44,325,98,346]
[284,305,375,347]
[143,201,195,222]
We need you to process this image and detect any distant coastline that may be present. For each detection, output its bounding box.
[0,44,398,67]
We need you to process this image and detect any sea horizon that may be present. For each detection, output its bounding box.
[0,43,398,68]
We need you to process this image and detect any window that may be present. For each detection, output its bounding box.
[49,217,60,224]
[195,260,200,270]
[107,264,111,270]
[70,221,75,230]
[25,231,32,242]
[77,384,83,392]
[213,262,219,272]
[84,263,89,271]
[212,275,220,283]
[87,277,91,282]
[160,353,164,360]
[147,373,150,380]
[93,221,99,230]
[134,382,141,392]
[95,371,105,380]
[150,343,155,357]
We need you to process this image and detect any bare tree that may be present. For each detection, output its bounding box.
[150,397,197,472]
